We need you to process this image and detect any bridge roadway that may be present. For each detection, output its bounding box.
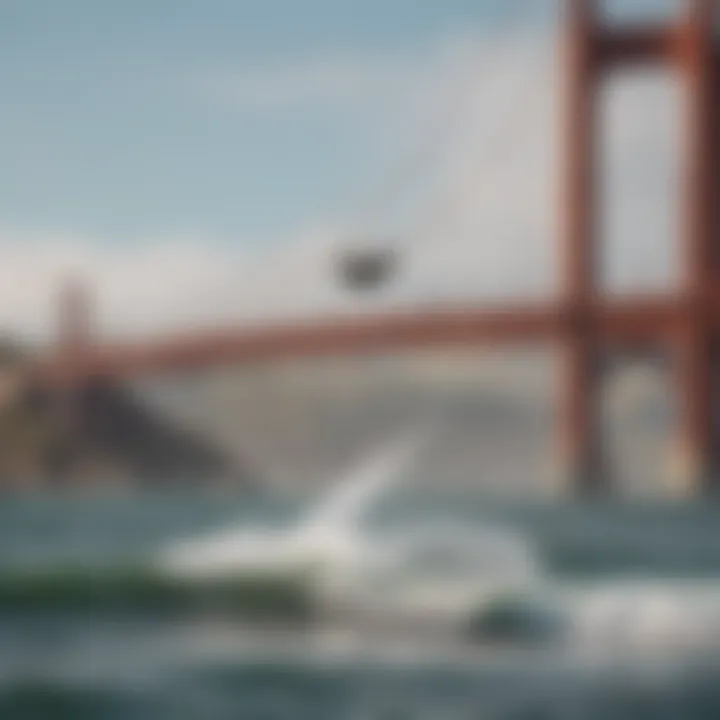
[28,293,719,385]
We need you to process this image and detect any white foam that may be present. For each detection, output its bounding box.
[568,582,720,657]
[156,428,428,579]
[156,425,540,625]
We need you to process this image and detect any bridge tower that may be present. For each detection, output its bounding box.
[57,278,93,354]
[51,278,94,479]
[562,0,720,495]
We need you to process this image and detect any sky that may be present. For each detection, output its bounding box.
[0,0,688,339]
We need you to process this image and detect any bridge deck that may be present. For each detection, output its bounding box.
[30,295,709,384]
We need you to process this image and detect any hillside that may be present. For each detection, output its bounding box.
[0,345,255,490]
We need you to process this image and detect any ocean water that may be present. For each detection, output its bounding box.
[2,457,720,720]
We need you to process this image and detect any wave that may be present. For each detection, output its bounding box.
[0,561,552,642]
[4,562,720,660]
[156,429,429,580]
[154,428,545,635]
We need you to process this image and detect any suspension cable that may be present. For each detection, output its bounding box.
[340,0,542,238]
[334,0,549,290]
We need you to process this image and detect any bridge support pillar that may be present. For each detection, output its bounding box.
[672,0,720,496]
[559,0,608,497]
[558,339,608,497]
[671,332,720,495]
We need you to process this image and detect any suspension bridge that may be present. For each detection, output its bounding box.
[23,1,720,496]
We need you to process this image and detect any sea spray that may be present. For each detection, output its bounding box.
[156,428,429,581]
[153,427,566,640]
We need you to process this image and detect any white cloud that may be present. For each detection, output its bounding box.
[0,29,682,345]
